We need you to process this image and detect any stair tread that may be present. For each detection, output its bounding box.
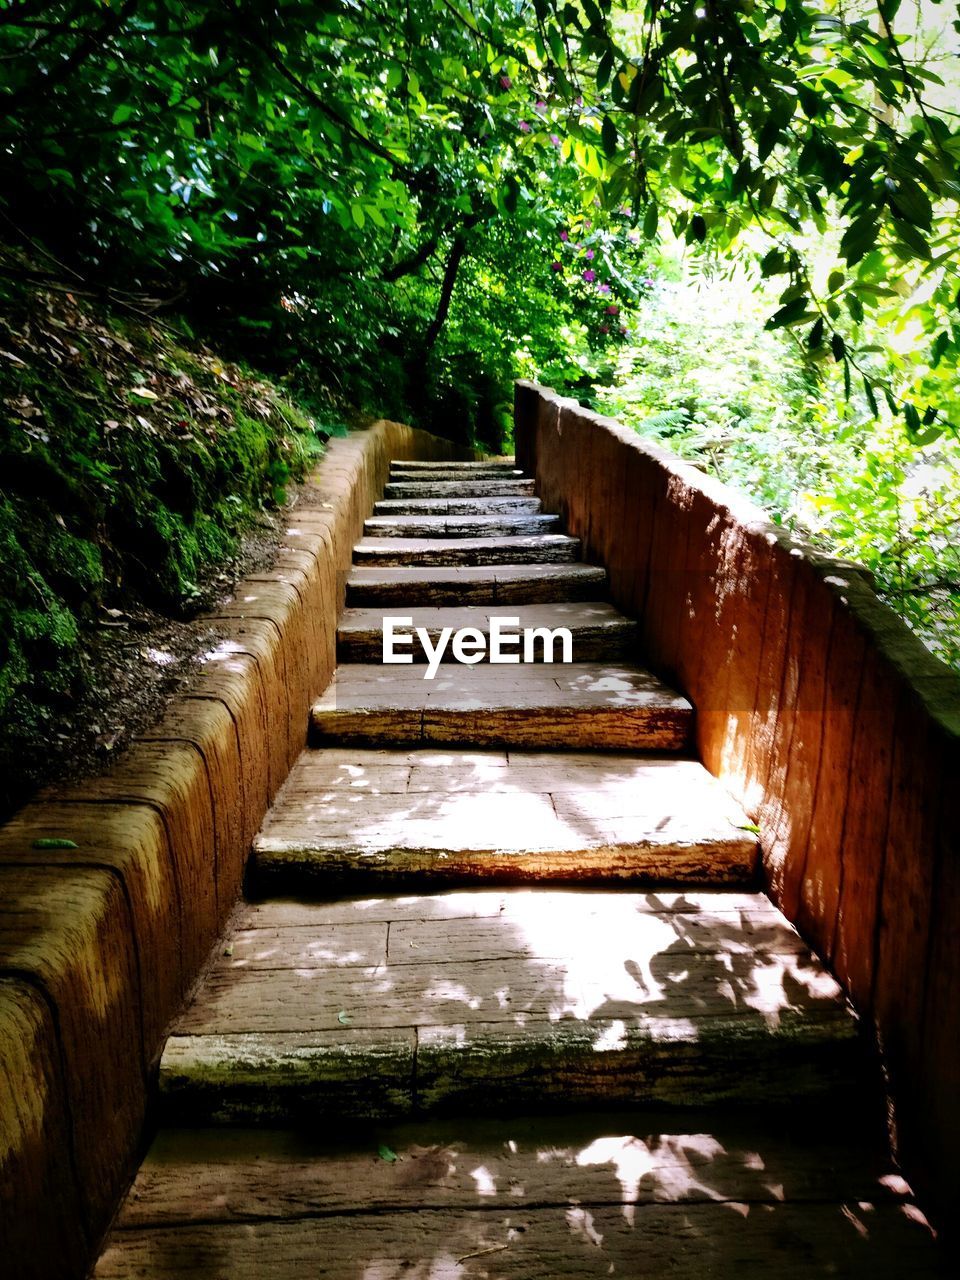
[391,468,525,481]
[337,601,637,665]
[158,888,860,1119]
[364,514,559,538]
[390,458,517,470]
[310,662,691,749]
[353,533,580,566]
[385,480,536,497]
[375,497,542,514]
[102,1107,911,1225]
[346,563,607,606]
[254,749,757,883]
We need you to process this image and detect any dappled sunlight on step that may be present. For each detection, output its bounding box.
[158,889,860,1122]
[95,1111,939,1279]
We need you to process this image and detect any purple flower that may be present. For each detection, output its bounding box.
[535,100,547,114]
[500,75,512,89]
[551,261,562,272]
[599,324,610,334]
[519,120,531,133]
[606,304,619,315]
[582,269,596,283]
[584,248,595,260]
[559,230,569,242]
[643,277,655,286]
[550,133,561,147]
[598,284,611,294]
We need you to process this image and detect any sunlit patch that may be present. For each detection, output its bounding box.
[470,1164,496,1196]
[566,1205,603,1247]
[145,647,175,665]
[592,1020,627,1052]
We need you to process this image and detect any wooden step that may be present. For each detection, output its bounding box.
[374,496,542,515]
[253,749,757,887]
[346,564,608,607]
[157,888,862,1124]
[96,1109,941,1279]
[385,480,536,499]
[353,534,580,567]
[310,662,691,749]
[364,513,559,539]
[337,602,638,665]
[391,459,517,471]
[391,468,525,482]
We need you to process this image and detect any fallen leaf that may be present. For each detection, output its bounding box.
[337,1010,352,1025]
[377,1144,398,1163]
[32,838,79,849]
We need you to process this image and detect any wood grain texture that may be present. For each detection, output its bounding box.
[93,1201,944,1280]
[105,1108,913,1228]
[254,749,756,886]
[364,513,560,538]
[375,496,542,514]
[159,889,860,1119]
[346,563,608,606]
[311,662,692,749]
[385,479,537,498]
[337,601,638,664]
[353,533,580,566]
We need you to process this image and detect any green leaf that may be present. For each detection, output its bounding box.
[32,838,78,849]
[831,333,845,362]
[827,270,844,294]
[690,213,706,244]
[766,296,809,329]
[377,1144,398,1163]
[600,115,618,158]
[642,201,658,239]
[807,317,824,349]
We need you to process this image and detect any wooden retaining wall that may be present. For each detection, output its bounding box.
[0,421,471,1280]
[515,380,960,1238]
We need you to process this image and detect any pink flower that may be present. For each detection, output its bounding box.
[599,325,610,334]
[535,100,547,114]
[582,269,596,283]
[584,248,595,260]
[550,134,561,147]
[519,120,531,133]
[551,261,562,272]
[606,304,619,315]
[598,283,611,294]
[584,219,592,230]
[500,75,512,89]
[559,230,569,242]
[642,277,655,287]
[620,326,628,335]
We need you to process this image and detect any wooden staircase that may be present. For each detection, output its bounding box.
[95,460,941,1277]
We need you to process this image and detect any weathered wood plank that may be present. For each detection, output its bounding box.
[374,496,542,515]
[108,1108,913,1227]
[384,480,537,498]
[346,563,608,606]
[254,750,756,886]
[364,514,560,538]
[353,533,580,566]
[337,601,638,664]
[310,662,692,750]
[160,889,859,1119]
[390,468,525,482]
[159,1027,416,1124]
[95,1200,941,1279]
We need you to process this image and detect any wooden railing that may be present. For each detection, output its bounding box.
[515,380,960,1239]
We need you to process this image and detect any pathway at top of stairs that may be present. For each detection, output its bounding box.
[95,458,943,1278]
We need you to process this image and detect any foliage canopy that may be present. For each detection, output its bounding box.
[1,0,958,440]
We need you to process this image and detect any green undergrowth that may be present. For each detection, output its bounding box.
[0,267,326,800]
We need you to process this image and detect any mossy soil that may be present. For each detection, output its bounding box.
[0,264,327,817]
